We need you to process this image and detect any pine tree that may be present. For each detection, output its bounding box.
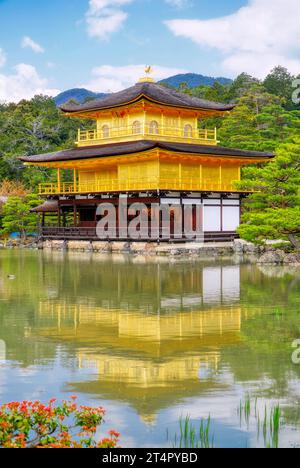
[0,96,93,186]
[1,194,42,239]
[237,138,300,248]
[218,85,300,151]
[263,66,297,110]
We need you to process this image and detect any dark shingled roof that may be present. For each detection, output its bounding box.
[30,200,59,213]
[19,140,275,164]
[60,81,235,113]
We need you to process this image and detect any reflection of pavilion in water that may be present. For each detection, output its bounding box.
[36,264,241,421]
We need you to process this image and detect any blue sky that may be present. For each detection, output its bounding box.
[0,0,299,101]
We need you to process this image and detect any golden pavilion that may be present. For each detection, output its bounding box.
[20,70,275,242]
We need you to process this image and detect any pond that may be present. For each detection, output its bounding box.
[0,249,300,448]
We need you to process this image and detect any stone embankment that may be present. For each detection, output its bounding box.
[1,238,299,264]
[233,239,300,265]
[40,239,235,258]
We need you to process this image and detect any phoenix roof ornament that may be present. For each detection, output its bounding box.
[138,65,155,83]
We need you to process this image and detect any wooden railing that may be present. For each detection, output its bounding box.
[39,178,239,195]
[77,125,218,147]
[40,226,239,242]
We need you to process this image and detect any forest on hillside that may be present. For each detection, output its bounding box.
[0,66,299,245]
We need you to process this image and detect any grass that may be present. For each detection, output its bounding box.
[171,398,283,449]
[238,397,282,449]
[239,396,252,427]
[269,405,281,449]
[173,415,214,449]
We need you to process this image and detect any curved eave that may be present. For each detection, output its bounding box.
[60,94,235,116]
[19,140,276,166]
[30,200,59,213]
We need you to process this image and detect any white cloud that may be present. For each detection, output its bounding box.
[165,0,189,8]
[46,61,56,69]
[85,0,134,40]
[81,64,189,93]
[85,0,190,40]
[0,64,60,103]
[222,53,300,79]
[21,36,45,54]
[165,0,300,78]
[0,48,6,68]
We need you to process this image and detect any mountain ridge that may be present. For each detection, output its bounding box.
[54,73,233,106]
[54,88,108,107]
[159,73,232,89]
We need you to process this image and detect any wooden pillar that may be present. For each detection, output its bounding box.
[200,164,203,191]
[220,197,223,233]
[143,104,146,136]
[73,168,77,193]
[57,168,61,193]
[58,207,61,227]
[161,112,164,136]
[179,163,182,189]
[74,203,78,227]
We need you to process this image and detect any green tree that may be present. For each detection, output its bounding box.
[178,82,190,93]
[227,72,260,102]
[1,193,42,239]
[237,139,300,248]
[263,66,297,110]
[0,95,93,188]
[191,82,230,103]
[218,84,300,151]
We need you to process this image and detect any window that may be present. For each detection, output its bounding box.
[166,117,177,128]
[132,121,142,135]
[149,121,159,135]
[114,117,125,129]
[184,124,193,138]
[102,125,110,138]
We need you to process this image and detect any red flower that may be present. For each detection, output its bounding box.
[0,421,10,429]
[0,399,121,449]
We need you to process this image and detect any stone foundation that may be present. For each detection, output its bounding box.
[2,238,299,263]
[40,239,235,257]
